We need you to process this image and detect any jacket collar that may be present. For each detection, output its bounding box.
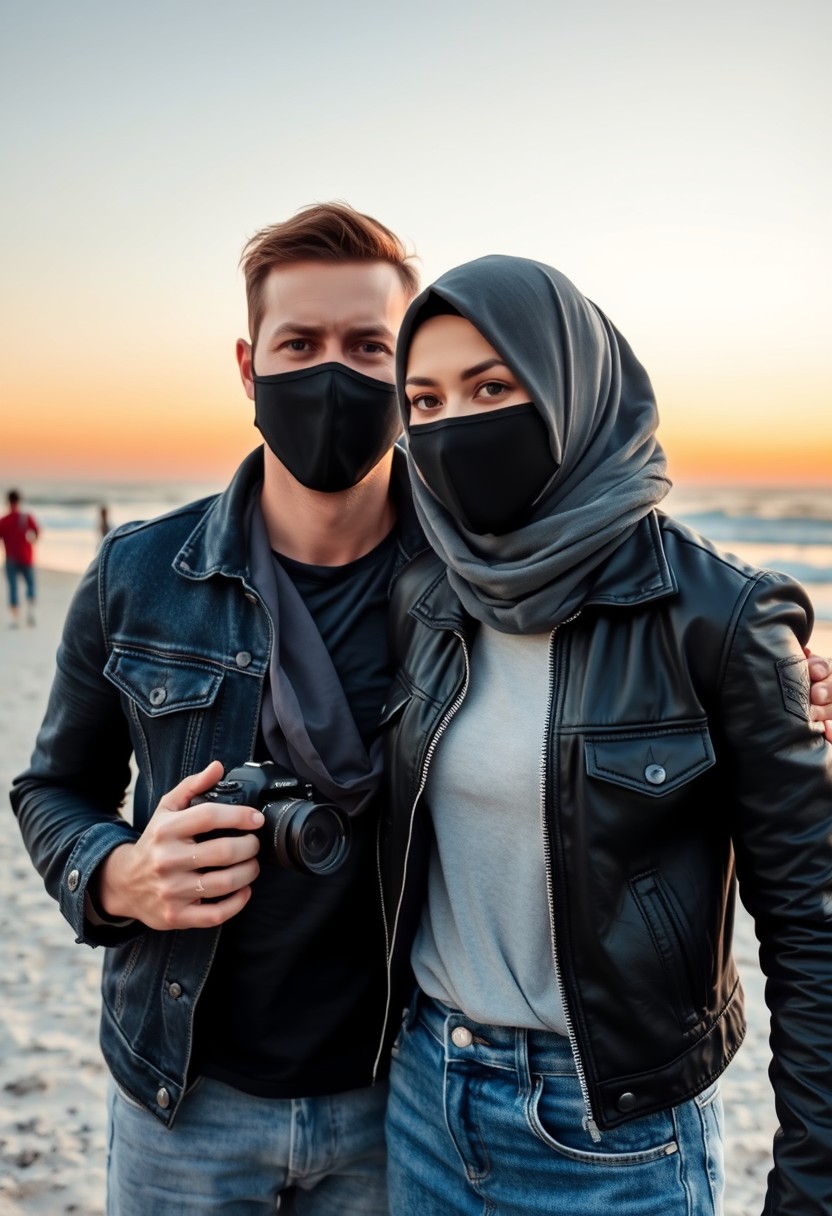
[410,511,677,633]
[390,441,428,567]
[173,447,264,583]
[580,510,676,608]
[173,443,425,584]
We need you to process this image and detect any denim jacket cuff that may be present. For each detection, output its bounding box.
[59,820,143,947]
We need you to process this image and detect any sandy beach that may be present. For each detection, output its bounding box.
[1,568,830,1216]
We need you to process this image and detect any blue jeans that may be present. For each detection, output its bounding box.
[107,1075,388,1214]
[5,559,35,608]
[386,991,724,1216]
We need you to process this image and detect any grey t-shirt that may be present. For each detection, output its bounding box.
[411,625,569,1035]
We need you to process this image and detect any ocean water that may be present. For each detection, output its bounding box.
[10,478,832,623]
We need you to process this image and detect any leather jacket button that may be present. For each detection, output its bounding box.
[156,1087,171,1109]
[168,982,182,999]
[67,869,80,892]
[235,651,252,669]
[451,1026,473,1048]
[244,592,257,604]
[149,687,167,707]
[617,1091,637,1112]
[644,764,666,785]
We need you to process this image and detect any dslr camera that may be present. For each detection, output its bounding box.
[194,760,350,877]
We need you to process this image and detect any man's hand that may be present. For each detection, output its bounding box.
[806,650,832,743]
[93,761,264,930]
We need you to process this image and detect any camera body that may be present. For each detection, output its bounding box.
[194,760,350,877]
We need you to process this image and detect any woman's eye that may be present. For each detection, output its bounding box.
[479,381,508,398]
[411,394,442,411]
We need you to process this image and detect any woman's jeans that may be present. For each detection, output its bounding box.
[386,990,724,1216]
[107,1075,388,1215]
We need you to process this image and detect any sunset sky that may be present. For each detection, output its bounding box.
[1,0,829,487]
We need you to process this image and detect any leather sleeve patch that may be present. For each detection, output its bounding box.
[777,655,810,721]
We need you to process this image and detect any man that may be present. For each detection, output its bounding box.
[10,203,832,1214]
[11,204,422,1214]
[0,489,39,627]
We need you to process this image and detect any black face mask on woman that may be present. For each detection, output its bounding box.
[408,403,559,535]
[252,362,402,492]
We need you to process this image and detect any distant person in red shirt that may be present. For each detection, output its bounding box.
[0,489,39,627]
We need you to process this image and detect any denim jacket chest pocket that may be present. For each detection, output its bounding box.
[104,647,227,808]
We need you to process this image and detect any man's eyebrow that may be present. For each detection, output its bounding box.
[343,323,397,343]
[262,321,396,343]
[405,358,508,388]
[265,322,326,340]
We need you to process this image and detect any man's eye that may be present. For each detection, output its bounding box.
[359,342,387,355]
[284,339,311,352]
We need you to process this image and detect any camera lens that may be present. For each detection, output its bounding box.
[263,798,351,876]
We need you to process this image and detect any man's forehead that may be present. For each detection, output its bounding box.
[263,261,406,318]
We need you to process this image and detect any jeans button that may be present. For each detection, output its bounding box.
[451,1026,473,1048]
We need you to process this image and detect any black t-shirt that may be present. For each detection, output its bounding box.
[191,529,399,1098]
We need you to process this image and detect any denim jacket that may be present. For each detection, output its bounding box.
[10,444,423,1125]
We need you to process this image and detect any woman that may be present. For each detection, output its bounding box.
[376,255,832,1215]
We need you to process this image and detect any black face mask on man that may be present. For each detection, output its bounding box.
[252,361,402,492]
[408,403,559,535]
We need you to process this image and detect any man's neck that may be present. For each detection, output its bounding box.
[259,449,396,566]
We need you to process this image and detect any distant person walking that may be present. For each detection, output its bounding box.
[0,490,39,627]
[98,505,111,545]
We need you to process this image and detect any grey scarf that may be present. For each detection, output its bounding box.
[395,255,671,634]
[247,500,383,817]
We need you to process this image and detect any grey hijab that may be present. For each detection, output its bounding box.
[396,254,671,634]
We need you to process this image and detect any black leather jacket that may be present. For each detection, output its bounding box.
[376,510,832,1216]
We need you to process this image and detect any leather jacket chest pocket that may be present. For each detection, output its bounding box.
[584,726,715,798]
[104,648,225,777]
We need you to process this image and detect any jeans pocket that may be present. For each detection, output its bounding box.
[391,1000,417,1058]
[113,1079,149,1115]
[693,1079,720,1110]
[527,1074,679,1165]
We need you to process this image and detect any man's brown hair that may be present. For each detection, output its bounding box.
[240,202,420,346]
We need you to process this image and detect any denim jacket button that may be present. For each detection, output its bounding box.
[644,764,666,785]
[149,687,167,707]
[617,1091,637,1112]
[67,869,80,892]
[451,1026,473,1048]
[156,1087,170,1109]
[235,651,252,669]
[168,982,182,999]
[244,592,257,604]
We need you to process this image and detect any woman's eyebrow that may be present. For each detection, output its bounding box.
[406,359,509,388]
[460,358,508,381]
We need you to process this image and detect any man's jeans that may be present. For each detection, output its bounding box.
[5,559,35,608]
[386,990,724,1216]
[107,1075,388,1214]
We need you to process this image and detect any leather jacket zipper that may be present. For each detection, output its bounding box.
[540,613,601,1140]
[373,630,470,1082]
